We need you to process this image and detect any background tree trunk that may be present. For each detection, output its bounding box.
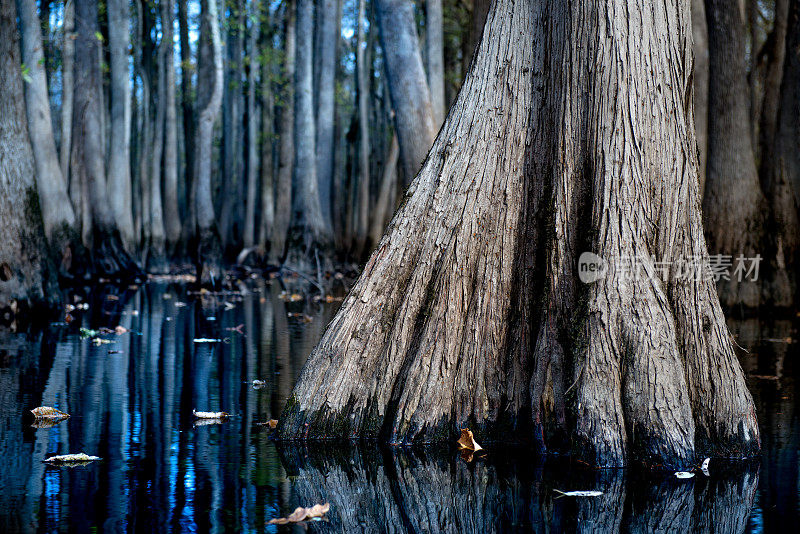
[16,0,86,279]
[279,0,759,470]
[243,0,259,249]
[148,30,168,273]
[0,0,59,312]
[258,3,275,253]
[692,0,709,193]
[161,0,182,254]
[194,0,225,285]
[354,0,370,255]
[178,0,195,251]
[757,0,790,169]
[375,0,436,188]
[368,132,398,247]
[291,0,332,264]
[425,0,445,127]
[269,0,296,265]
[60,0,75,181]
[72,0,141,280]
[315,0,338,228]
[703,0,768,307]
[108,0,136,251]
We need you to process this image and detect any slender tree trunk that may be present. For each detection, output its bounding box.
[0,0,59,312]
[368,132,398,248]
[764,0,800,306]
[269,0,295,265]
[462,0,490,75]
[72,0,141,279]
[178,0,195,249]
[315,0,337,227]
[258,3,275,252]
[279,0,759,470]
[108,0,135,250]
[162,0,182,254]
[194,0,225,285]
[703,0,769,307]
[149,31,168,273]
[425,0,444,127]
[60,0,75,180]
[16,0,87,279]
[243,0,260,249]
[692,0,709,193]
[354,0,370,255]
[291,0,332,264]
[375,0,436,188]
[757,0,790,168]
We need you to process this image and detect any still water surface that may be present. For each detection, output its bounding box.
[0,281,797,532]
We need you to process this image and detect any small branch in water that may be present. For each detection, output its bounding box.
[279,265,325,294]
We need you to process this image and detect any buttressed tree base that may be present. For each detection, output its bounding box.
[278,0,760,468]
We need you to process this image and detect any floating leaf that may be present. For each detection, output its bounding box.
[193,410,230,419]
[674,471,695,479]
[269,503,330,524]
[31,406,70,421]
[79,328,99,338]
[175,301,187,307]
[43,453,101,464]
[114,325,128,335]
[92,338,113,346]
[252,379,266,389]
[456,429,483,452]
[553,489,604,497]
[193,338,222,343]
[268,419,278,429]
[223,301,236,310]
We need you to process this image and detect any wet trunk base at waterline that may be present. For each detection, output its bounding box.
[277,0,760,469]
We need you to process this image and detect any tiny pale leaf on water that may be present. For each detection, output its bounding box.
[700,457,710,476]
[674,471,695,479]
[251,379,266,389]
[31,406,70,420]
[456,429,483,451]
[268,503,330,524]
[553,489,604,497]
[193,338,222,343]
[43,453,101,464]
[193,410,230,419]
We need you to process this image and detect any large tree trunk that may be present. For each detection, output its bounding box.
[269,0,296,265]
[177,0,195,251]
[161,0,182,254]
[376,0,436,188]
[0,0,59,313]
[72,0,141,280]
[703,0,769,307]
[194,0,225,286]
[279,0,760,469]
[290,0,332,264]
[257,3,275,253]
[692,0,709,193]
[148,27,168,273]
[315,0,338,228]
[425,0,445,127]
[60,0,75,180]
[16,0,87,280]
[107,0,136,251]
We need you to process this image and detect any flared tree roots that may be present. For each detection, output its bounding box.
[278,0,760,468]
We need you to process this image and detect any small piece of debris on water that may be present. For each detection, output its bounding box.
[193,338,222,343]
[30,406,70,420]
[193,410,230,419]
[700,457,710,476]
[674,471,695,479]
[553,489,603,497]
[43,453,101,463]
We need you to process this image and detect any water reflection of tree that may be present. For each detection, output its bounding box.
[283,446,759,533]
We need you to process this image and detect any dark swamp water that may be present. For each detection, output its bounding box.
[0,280,797,533]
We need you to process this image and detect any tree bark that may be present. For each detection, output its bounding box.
[703,0,769,307]
[108,0,136,250]
[269,0,295,265]
[757,0,790,169]
[258,3,275,253]
[72,0,142,280]
[148,25,168,273]
[194,0,225,286]
[354,0,370,255]
[16,0,87,280]
[425,0,445,127]
[243,0,260,249]
[0,0,59,312]
[177,0,195,249]
[279,0,760,469]
[692,0,709,193]
[315,0,338,228]
[375,0,436,188]
[290,0,332,264]
[161,0,182,254]
[368,132,398,250]
[60,0,75,180]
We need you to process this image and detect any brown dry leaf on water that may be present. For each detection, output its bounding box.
[114,325,128,335]
[268,419,278,429]
[456,429,483,451]
[31,406,70,420]
[269,503,330,525]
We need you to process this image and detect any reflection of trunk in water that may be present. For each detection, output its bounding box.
[283,447,759,533]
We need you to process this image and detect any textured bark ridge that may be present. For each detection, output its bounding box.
[279,0,760,468]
